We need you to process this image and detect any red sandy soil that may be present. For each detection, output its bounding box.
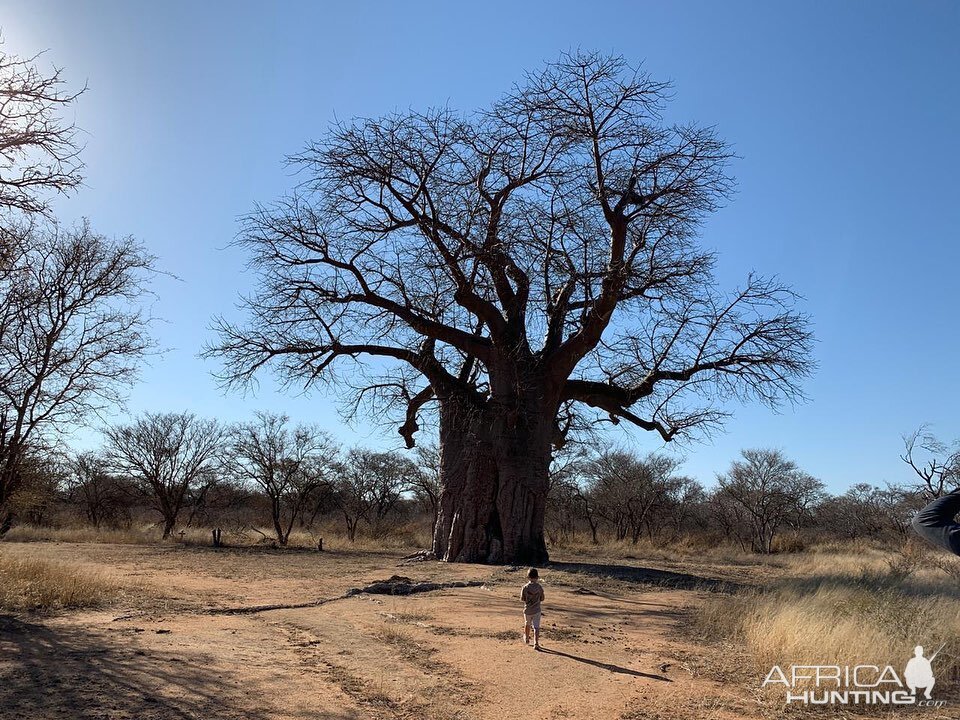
[0,541,766,719]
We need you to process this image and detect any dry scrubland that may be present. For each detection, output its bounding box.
[0,553,120,611]
[1,531,958,720]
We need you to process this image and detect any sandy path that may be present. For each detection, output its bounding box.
[0,542,757,719]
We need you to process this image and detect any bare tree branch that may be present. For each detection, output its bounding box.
[0,43,84,220]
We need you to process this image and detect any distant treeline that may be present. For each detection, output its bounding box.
[4,410,942,554]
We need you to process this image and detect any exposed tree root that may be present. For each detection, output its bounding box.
[202,576,485,615]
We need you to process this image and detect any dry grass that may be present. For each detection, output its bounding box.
[375,624,427,658]
[383,611,434,624]
[373,621,484,713]
[5,524,154,544]
[3,522,432,551]
[550,535,792,567]
[692,541,960,704]
[0,552,120,610]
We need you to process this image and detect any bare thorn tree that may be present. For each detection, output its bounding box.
[588,449,683,543]
[104,412,224,539]
[225,411,337,545]
[332,448,415,541]
[715,448,823,554]
[901,425,960,498]
[411,441,442,529]
[0,220,155,534]
[208,52,813,564]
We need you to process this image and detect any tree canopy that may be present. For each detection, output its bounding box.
[212,52,812,447]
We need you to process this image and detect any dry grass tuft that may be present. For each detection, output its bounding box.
[0,552,119,610]
[383,611,433,624]
[375,624,437,666]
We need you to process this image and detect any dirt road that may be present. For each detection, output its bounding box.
[0,542,756,719]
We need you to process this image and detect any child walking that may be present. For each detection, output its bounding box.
[521,567,544,650]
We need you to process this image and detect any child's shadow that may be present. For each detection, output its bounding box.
[536,647,672,681]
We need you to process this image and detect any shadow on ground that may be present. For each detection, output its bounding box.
[547,560,743,593]
[0,615,351,720]
[537,646,672,681]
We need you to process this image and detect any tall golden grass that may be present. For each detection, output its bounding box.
[694,541,960,700]
[0,553,119,610]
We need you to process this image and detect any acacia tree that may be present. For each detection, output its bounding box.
[662,476,706,540]
[210,53,812,564]
[0,43,149,536]
[332,448,414,540]
[0,222,154,534]
[573,480,602,545]
[590,450,682,543]
[710,486,753,551]
[715,448,824,554]
[411,441,442,528]
[815,483,919,541]
[226,411,336,545]
[6,451,66,526]
[544,445,589,543]
[104,412,224,539]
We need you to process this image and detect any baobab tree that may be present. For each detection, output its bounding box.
[210,52,813,564]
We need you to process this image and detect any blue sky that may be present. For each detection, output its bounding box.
[2,0,958,492]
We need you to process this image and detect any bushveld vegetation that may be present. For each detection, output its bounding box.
[2,23,959,720]
[0,40,947,568]
[0,421,939,556]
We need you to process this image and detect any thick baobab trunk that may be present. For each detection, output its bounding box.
[432,389,554,565]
